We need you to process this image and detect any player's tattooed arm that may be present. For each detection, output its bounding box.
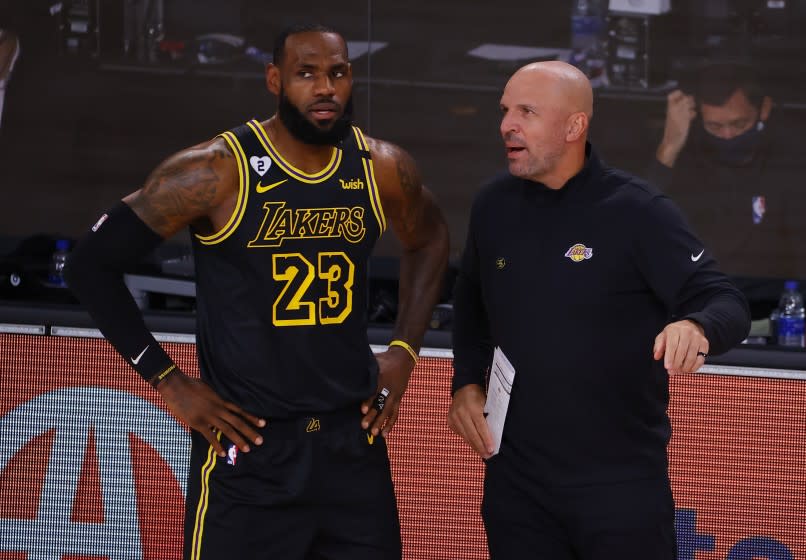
[359,137,449,436]
[366,138,444,249]
[124,138,238,239]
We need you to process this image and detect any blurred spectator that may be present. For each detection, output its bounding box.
[0,1,59,130]
[646,61,806,281]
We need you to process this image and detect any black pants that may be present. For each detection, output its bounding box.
[482,453,676,560]
[183,407,401,560]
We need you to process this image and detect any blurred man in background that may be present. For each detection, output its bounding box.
[646,61,806,282]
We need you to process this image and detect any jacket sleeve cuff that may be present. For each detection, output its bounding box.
[451,366,487,396]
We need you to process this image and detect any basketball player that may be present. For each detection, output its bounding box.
[65,24,449,560]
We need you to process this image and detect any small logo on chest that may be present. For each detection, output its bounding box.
[250,156,272,176]
[339,178,365,190]
[564,243,593,262]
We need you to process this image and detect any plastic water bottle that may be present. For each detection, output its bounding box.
[769,306,780,342]
[777,280,805,347]
[570,0,608,87]
[48,239,70,287]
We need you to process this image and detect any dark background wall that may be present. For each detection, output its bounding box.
[0,0,803,263]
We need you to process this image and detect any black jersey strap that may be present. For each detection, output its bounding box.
[347,125,373,160]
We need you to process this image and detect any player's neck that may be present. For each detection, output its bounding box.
[263,117,336,174]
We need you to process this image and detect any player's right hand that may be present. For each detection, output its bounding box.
[657,89,697,167]
[156,371,266,457]
[447,383,494,459]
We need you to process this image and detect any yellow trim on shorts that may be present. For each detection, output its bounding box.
[190,433,221,560]
[352,126,387,233]
[194,132,249,245]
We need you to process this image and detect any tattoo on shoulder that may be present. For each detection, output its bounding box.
[212,144,235,160]
[396,153,421,197]
[139,144,230,229]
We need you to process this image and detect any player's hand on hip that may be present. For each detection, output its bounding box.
[653,319,709,375]
[447,384,494,459]
[361,348,414,437]
[156,371,266,457]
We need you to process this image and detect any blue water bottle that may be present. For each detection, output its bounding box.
[777,280,805,347]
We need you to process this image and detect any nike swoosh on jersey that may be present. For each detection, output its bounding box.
[131,345,149,365]
[691,249,705,262]
[256,179,288,193]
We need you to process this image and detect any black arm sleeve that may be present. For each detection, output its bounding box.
[63,202,177,382]
[633,195,751,354]
[451,204,493,394]
[645,159,675,192]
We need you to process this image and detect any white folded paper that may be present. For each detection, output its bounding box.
[484,346,516,456]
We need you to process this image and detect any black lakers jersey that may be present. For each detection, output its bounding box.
[190,120,386,417]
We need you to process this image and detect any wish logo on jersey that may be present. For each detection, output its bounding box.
[248,202,367,247]
[339,178,364,190]
[564,243,593,262]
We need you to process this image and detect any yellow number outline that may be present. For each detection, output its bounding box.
[272,254,316,326]
[272,251,355,326]
[319,252,355,324]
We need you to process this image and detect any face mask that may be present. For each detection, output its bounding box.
[702,120,766,167]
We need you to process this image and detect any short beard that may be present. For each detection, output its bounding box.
[508,149,562,182]
[503,132,564,182]
[277,88,354,146]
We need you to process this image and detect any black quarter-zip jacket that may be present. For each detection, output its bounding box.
[452,145,750,486]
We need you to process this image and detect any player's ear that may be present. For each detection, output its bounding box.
[266,63,281,96]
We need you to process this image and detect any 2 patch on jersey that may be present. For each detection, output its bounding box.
[250,155,272,176]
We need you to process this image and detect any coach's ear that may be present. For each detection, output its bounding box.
[566,111,588,143]
[266,63,281,96]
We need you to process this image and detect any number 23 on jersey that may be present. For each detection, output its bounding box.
[272,251,355,326]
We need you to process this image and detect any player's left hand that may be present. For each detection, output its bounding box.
[653,319,709,375]
[360,347,415,437]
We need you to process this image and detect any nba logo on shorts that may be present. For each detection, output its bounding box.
[226,444,238,466]
[752,196,766,224]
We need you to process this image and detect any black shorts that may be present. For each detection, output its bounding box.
[482,453,676,560]
[183,407,401,560]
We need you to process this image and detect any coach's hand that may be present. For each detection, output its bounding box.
[654,319,709,376]
[361,347,414,437]
[447,383,494,459]
[156,371,266,457]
